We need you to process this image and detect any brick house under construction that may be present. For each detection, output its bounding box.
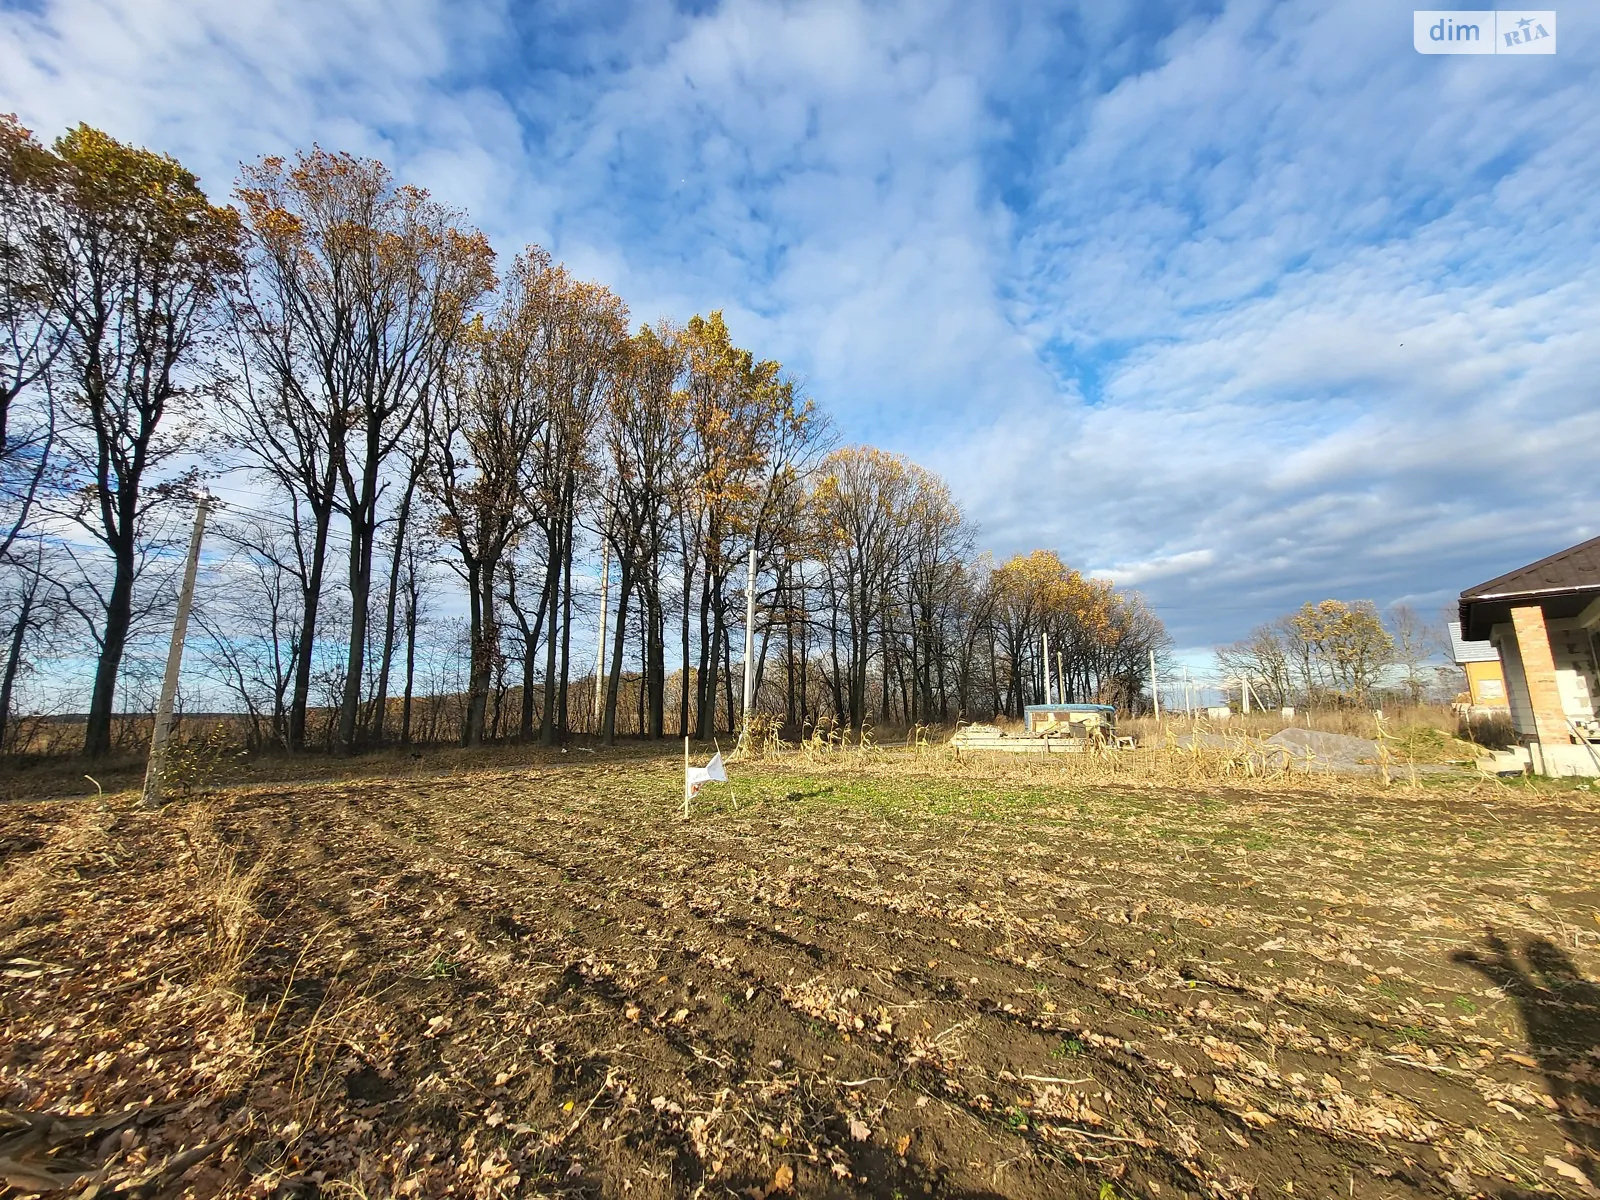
[1459,535,1600,775]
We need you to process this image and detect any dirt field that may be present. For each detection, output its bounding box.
[2,749,1598,1199]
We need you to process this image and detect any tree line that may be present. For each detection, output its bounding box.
[0,120,1170,757]
[1214,599,1448,710]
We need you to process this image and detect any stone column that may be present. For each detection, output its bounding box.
[1511,604,1571,752]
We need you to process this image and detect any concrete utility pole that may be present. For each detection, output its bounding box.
[141,495,210,810]
[740,542,757,727]
[1149,648,1161,720]
[593,542,609,728]
[1042,632,1052,704]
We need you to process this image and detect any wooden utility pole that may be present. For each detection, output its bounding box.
[141,495,210,809]
[1149,647,1161,720]
[740,542,757,729]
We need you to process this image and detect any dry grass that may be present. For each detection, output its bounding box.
[1121,703,1463,744]
[749,717,1498,792]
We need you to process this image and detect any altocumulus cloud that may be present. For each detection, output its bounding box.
[2,0,1594,649]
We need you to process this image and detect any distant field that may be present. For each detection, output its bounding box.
[1,750,1596,1199]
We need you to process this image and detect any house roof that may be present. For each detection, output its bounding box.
[1446,621,1499,665]
[1461,534,1600,601]
[1458,534,1600,640]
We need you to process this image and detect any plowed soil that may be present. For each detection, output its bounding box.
[1,748,1597,1199]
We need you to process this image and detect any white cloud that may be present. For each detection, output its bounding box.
[3,0,1596,653]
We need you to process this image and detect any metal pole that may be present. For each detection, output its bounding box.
[593,541,609,728]
[1149,647,1160,720]
[141,496,209,809]
[1042,632,1052,705]
[741,541,757,723]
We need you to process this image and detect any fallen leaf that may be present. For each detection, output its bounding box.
[849,1118,870,1142]
[1503,1052,1538,1068]
[1545,1156,1596,1192]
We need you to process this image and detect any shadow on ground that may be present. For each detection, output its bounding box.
[1456,932,1600,1177]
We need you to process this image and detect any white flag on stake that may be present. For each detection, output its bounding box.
[688,739,732,825]
[686,750,726,797]
[683,737,728,819]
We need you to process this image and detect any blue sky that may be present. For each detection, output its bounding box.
[3,0,1596,654]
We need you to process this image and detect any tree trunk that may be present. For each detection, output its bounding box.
[646,563,665,739]
[539,524,563,747]
[84,547,135,760]
[721,614,734,733]
[679,548,693,738]
[695,562,714,739]
[507,564,549,742]
[289,469,336,752]
[0,587,37,755]
[402,584,418,743]
[556,491,575,740]
[463,557,490,746]
[602,556,635,745]
[371,475,417,744]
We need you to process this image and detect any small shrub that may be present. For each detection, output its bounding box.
[1459,710,1515,750]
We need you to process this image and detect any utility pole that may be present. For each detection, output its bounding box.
[141,495,210,810]
[1056,651,1065,705]
[1042,632,1052,705]
[593,541,609,729]
[740,541,757,732]
[1149,647,1161,720]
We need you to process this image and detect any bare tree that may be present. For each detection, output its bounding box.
[0,116,68,567]
[527,272,626,745]
[234,150,494,753]
[1387,603,1441,706]
[598,324,689,744]
[428,250,552,746]
[192,513,304,750]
